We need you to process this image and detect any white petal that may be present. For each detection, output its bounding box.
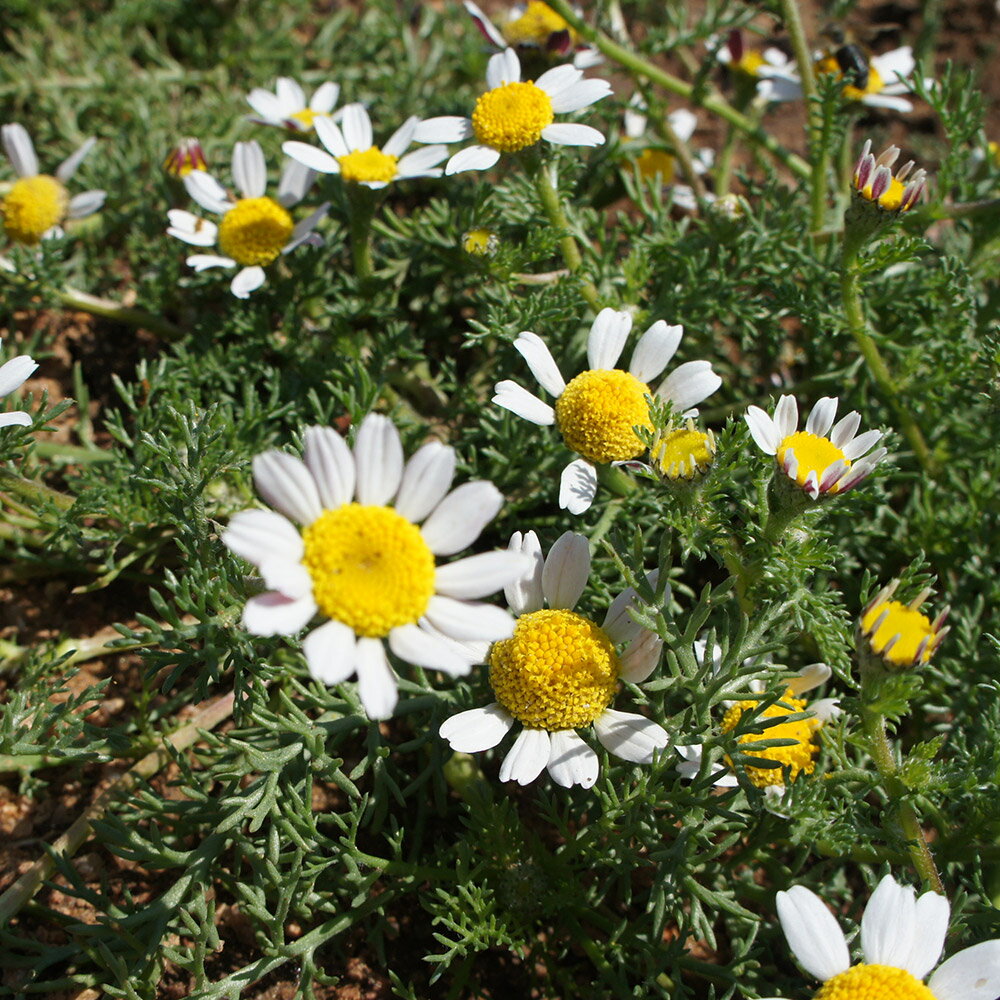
[184,170,232,214]
[420,481,502,556]
[492,380,555,424]
[862,93,914,112]
[905,891,950,979]
[383,115,418,158]
[499,728,550,785]
[593,709,669,763]
[787,663,831,696]
[548,78,612,113]
[242,591,316,636]
[830,411,862,449]
[619,632,662,683]
[440,704,514,752]
[486,48,521,90]
[276,77,306,114]
[232,141,267,198]
[775,886,850,981]
[247,88,284,122]
[587,308,633,371]
[277,157,318,206]
[463,0,507,47]
[389,622,475,676]
[547,730,599,788]
[541,531,590,610]
[424,595,516,642]
[602,572,657,644]
[2,123,38,177]
[667,108,698,142]
[57,136,97,182]
[231,266,267,299]
[303,424,355,509]
[805,397,838,437]
[252,450,323,525]
[66,190,105,219]
[629,321,683,382]
[394,441,456,523]
[559,458,597,514]
[222,508,304,566]
[309,81,340,113]
[353,413,404,505]
[504,530,544,615]
[186,254,235,271]
[167,210,217,246]
[303,619,358,685]
[927,941,1000,1000]
[395,146,448,178]
[773,395,799,440]
[861,874,918,968]
[288,203,328,244]
[0,355,38,397]
[340,103,373,152]
[745,406,780,454]
[436,551,529,599]
[514,331,566,397]
[258,555,312,599]
[412,116,473,143]
[0,411,31,428]
[872,46,915,82]
[657,360,721,412]
[445,145,501,174]
[541,123,605,147]
[314,116,351,158]
[535,64,582,100]
[843,428,882,461]
[356,638,398,720]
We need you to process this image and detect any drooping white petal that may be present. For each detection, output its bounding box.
[548,78,613,113]
[775,886,850,981]
[340,103,374,152]
[514,331,566,397]
[435,551,529,599]
[619,631,662,683]
[56,137,97,183]
[463,0,507,47]
[288,202,329,243]
[445,144,501,174]
[424,595,516,642]
[232,141,267,199]
[231,265,267,299]
[303,619,359,685]
[303,424,355,509]
[587,308,633,371]
[420,481,502,556]
[904,890,950,979]
[540,123,605,147]
[383,115,418,158]
[277,157,317,206]
[504,530,544,615]
[745,406,781,454]
[593,709,669,763]
[492,380,555,424]
[927,941,1000,1000]
[540,531,590,610]
[805,397,838,437]
[499,728,550,785]
[440,703,514,752]
[223,508,304,566]
[395,441,456,523]
[861,93,914,112]
[353,413,404,505]
[184,170,233,215]
[559,459,597,514]
[861,874,918,968]
[242,591,316,636]
[356,637,398,720]
[186,254,235,271]
[656,360,721,412]
[787,663,831,696]
[547,730,599,788]
[412,116,473,144]
[2,123,38,177]
[252,450,323,525]
[629,320,683,382]
[773,395,799,440]
[388,622,475,676]
[486,47,521,90]
[0,355,38,397]
[166,209,217,246]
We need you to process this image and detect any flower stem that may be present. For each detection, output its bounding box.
[346,187,377,284]
[0,468,74,512]
[55,286,182,341]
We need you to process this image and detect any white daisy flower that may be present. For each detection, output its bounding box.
[0,339,38,428]
[463,1,602,69]
[1,124,105,246]
[676,662,840,799]
[439,529,668,788]
[714,29,795,96]
[222,414,528,721]
[166,141,328,299]
[282,104,448,190]
[764,872,1000,1000]
[246,77,341,132]
[493,307,721,514]
[745,395,886,500]
[413,48,612,176]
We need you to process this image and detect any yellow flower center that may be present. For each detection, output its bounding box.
[555,369,652,465]
[2,175,69,244]
[815,54,885,99]
[289,108,325,130]
[501,1,575,47]
[777,430,849,491]
[721,690,818,789]
[862,176,907,211]
[735,50,766,77]
[654,425,715,480]
[217,197,294,267]
[812,964,936,1000]
[338,146,399,184]
[489,608,619,730]
[472,81,554,154]
[301,504,436,638]
[636,148,676,183]
[462,228,498,256]
[989,140,1000,166]
[862,600,935,666]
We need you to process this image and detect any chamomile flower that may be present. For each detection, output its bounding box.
[167,141,328,299]
[282,104,448,189]
[222,414,528,721]
[676,663,840,799]
[1,124,104,245]
[413,48,612,175]
[463,1,602,69]
[765,873,1000,1000]
[246,77,341,132]
[714,29,795,96]
[163,137,208,178]
[852,140,927,213]
[493,307,721,513]
[745,395,886,500]
[859,579,949,669]
[0,339,38,428]
[439,530,668,788]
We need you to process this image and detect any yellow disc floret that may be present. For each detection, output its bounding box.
[302,504,436,638]
[636,148,676,183]
[2,175,69,244]
[862,600,935,666]
[654,423,715,480]
[217,197,294,267]
[490,608,619,730]
[338,146,399,184]
[472,81,554,154]
[777,431,849,491]
[555,369,653,465]
[721,690,818,789]
[862,175,906,211]
[815,54,884,100]
[734,50,767,77]
[289,108,324,130]
[812,964,936,1000]
[502,1,575,47]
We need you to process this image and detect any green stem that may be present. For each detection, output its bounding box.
[587,497,623,550]
[0,468,74,511]
[346,187,377,284]
[544,0,810,181]
[56,286,182,341]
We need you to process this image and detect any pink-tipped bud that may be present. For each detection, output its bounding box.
[164,137,207,178]
[870,164,892,201]
[727,29,744,63]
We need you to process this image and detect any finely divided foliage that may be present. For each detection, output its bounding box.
[1,1,999,998]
